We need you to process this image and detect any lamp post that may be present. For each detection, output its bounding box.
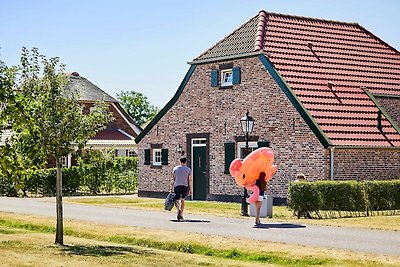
[239,110,255,216]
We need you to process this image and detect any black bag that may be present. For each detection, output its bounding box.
[164,192,176,211]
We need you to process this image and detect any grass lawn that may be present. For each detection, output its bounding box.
[65,195,400,231]
[1,212,399,267]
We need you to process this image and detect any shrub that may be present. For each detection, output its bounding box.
[0,154,138,197]
[288,180,400,218]
[287,182,321,218]
[364,180,400,215]
[0,171,19,197]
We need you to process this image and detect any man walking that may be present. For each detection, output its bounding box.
[170,157,192,221]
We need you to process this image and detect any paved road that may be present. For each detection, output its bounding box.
[0,197,399,256]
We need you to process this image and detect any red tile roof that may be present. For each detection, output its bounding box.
[194,11,400,147]
[93,128,133,140]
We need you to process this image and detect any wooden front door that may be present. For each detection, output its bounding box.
[192,140,207,200]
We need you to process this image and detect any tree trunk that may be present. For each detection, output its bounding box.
[55,158,63,245]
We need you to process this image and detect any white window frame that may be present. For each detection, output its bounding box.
[221,69,233,87]
[152,148,162,166]
[60,154,72,167]
[237,141,258,159]
[192,138,207,146]
[127,149,136,157]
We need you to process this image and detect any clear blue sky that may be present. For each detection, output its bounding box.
[1,0,399,108]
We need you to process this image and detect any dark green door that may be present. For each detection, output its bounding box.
[193,146,207,200]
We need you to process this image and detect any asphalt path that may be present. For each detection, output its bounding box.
[0,197,399,256]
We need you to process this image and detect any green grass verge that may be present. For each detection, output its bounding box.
[0,218,329,266]
[107,235,327,266]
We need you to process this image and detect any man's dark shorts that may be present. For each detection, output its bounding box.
[174,185,188,200]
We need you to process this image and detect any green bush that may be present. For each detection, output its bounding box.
[288,180,400,218]
[25,168,56,196]
[364,180,400,215]
[287,182,321,218]
[0,155,138,197]
[0,171,19,197]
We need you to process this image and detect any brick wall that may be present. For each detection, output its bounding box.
[138,56,330,199]
[83,102,136,137]
[107,103,136,137]
[377,97,400,127]
[333,148,400,180]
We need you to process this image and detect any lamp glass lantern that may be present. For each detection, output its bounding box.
[240,111,255,138]
[239,110,255,217]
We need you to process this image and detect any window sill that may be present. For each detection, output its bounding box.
[151,165,162,169]
[220,85,233,89]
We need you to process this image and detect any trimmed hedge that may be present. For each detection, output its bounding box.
[288,180,400,218]
[0,172,19,197]
[0,157,138,197]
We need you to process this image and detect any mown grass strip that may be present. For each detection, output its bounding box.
[0,218,330,266]
[107,236,327,266]
[0,228,17,234]
[0,219,55,233]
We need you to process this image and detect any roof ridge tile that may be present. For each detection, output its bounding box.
[254,10,267,51]
[265,11,360,27]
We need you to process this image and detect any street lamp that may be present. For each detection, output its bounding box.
[239,110,255,216]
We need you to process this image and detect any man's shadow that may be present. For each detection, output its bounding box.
[253,223,305,229]
[170,219,211,223]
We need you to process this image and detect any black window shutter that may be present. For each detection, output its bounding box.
[211,69,219,87]
[224,142,235,174]
[257,140,270,148]
[161,148,169,165]
[232,67,241,84]
[144,149,150,165]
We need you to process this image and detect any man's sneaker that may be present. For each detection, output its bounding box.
[178,216,184,222]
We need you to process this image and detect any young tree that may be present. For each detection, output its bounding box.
[0,47,113,245]
[116,90,158,126]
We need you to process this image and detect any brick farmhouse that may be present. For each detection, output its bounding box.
[61,72,141,166]
[135,11,400,203]
[1,72,141,167]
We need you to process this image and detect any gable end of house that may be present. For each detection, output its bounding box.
[135,64,197,143]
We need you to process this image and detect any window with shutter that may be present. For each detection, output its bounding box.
[220,69,233,87]
[144,149,151,165]
[152,148,162,166]
[232,66,241,84]
[211,69,219,87]
[224,142,235,174]
[237,141,258,159]
[161,148,168,165]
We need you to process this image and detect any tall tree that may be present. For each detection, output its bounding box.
[116,90,158,126]
[0,47,113,245]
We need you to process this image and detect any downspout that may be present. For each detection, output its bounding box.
[330,146,335,180]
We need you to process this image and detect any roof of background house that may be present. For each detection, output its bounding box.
[193,11,400,147]
[87,126,137,147]
[92,128,133,140]
[65,72,142,136]
[65,72,117,102]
